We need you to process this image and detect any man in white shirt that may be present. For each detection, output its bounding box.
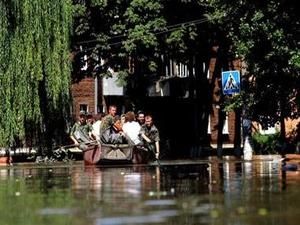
[122,111,141,145]
[92,113,102,142]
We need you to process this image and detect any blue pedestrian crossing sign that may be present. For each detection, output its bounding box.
[222,70,241,95]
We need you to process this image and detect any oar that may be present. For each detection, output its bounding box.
[55,140,98,150]
[155,154,161,167]
[145,142,161,166]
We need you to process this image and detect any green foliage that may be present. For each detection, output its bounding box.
[290,51,300,69]
[252,132,281,155]
[116,70,129,86]
[148,60,157,72]
[91,0,108,7]
[72,0,169,87]
[0,0,73,148]
[207,0,299,126]
[123,0,166,58]
[223,94,243,112]
[71,0,298,131]
[72,0,213,88]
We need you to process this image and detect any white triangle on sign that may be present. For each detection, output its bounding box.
[224,73,238,90]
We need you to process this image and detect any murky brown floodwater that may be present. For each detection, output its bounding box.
[1,157,300,225]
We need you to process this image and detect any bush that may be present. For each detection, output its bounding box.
[252,132,282,154]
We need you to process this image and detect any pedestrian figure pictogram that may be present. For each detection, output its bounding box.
[222,70,240,95]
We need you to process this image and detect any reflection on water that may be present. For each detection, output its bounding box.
[1,158,300,225]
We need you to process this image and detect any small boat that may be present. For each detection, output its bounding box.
[285,154,300,161]
[83,143,151,165]
[281,154,300,171]
[0,148,37,165]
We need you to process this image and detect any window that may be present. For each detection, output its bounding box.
[208,115,211,134]
[223,114,229,134]
[207,114,229,134]
[79,104,88,113]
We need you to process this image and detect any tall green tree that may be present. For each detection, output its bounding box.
[72,0,167,88]
[71,0,216,151]
[206,0,300,139]
[72,0,213,96]
[0,0,73,150]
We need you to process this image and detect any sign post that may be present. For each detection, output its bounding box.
[218,70,242,158]
[221,70,241,95]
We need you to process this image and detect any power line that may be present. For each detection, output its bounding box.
[77,17,211,45]
[154,18,209,35]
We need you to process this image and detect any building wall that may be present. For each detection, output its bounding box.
[208,56,242,147]
[209,107,237,145]
[285,118,300,141]
[71,77,96,117]
[252,117,300,140]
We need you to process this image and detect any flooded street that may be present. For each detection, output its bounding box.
[1,158,300,225]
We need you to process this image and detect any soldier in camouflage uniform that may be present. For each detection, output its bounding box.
[70,112,93,150]
[139,114,160,159]
[100,105,117,134]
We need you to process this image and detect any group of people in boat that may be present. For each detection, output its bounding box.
[69,105,160,159]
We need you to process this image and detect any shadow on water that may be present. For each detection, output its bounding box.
[1,158,300,225]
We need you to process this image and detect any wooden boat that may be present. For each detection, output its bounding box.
[285,154,300,162]
[0,156,12,165]
[0,148,37,165]
[281,154,300,171]
[83,143,151,165]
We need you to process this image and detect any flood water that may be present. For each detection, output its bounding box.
[1,157,300,225]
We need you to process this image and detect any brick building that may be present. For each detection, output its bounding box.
[71,77,98,116]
